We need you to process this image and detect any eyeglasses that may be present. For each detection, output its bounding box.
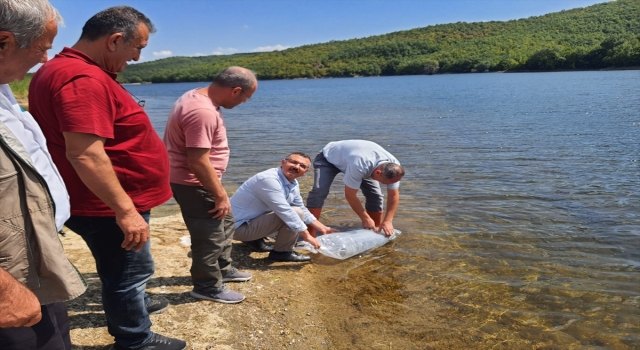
[285,159,309,170]
[128,90,146,108]
[121,85,146,108]
[240,89,252,101]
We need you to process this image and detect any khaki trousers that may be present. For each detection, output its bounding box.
[171,183,234,290]
[234,207,304,252]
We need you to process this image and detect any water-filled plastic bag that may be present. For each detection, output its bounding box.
[298,229,400,260]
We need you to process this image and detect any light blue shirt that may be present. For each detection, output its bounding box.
[231,167,316,232]
[322,140,401,191]
[0,85,70,231]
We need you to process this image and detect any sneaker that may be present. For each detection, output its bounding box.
[190,284,245,304]
[222,267,252,282]
[112,333,186,350]
[146,298,169,315]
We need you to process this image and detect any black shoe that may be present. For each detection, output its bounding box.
[146,298,169,315]
[244,238,273,252]
[112,333,186,350]
[268,250,311,262]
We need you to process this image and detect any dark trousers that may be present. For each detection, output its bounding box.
[64,212,154,349]
[307,152,384,211]
[0,302,71,350]
[171,183,234,290]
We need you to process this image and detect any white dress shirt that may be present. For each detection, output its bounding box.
[0,84,70,231]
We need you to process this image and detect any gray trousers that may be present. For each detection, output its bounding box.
[171,183,234,290]
[306,152,384,212]
[234,207,304,252]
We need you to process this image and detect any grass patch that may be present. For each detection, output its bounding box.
[8,73,32,100]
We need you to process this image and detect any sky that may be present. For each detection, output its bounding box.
[46,0,611,64]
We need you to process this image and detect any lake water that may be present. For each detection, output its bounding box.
[128,71,639,349]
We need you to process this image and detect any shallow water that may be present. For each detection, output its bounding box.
[133,70,640,349]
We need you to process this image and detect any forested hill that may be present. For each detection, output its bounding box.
[119,0,640,83]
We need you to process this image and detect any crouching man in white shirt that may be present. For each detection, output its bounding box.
[230,152,337,262]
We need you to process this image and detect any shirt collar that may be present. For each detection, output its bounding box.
[57,47,118,80]
[276,167,297,188]
[194,88,221,111]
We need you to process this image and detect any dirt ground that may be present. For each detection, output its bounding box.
[62,211,340,350]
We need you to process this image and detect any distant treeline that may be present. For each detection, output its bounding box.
[118,0,639,83]
[65,1,640,83]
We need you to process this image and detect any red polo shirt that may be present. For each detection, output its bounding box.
[29,47,171,216]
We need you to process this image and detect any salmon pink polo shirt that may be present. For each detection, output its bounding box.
[164,88,230,186]
[28,47,172,216]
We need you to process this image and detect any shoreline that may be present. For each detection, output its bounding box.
[120,66,640,84]
[62,203,441,349]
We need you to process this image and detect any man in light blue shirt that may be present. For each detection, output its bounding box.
[231,152,337,262]
[307,140,405,237]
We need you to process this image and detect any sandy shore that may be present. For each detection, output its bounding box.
[62,212,336,350]
[61,207,517,350]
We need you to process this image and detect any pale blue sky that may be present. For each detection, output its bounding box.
[47,0,610,63]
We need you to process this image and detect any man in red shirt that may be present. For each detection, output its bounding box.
[29,6,185,350]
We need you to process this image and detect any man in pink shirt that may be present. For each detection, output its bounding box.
[164,67,256,304]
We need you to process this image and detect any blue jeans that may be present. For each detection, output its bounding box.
[0,302,71,350]
[64,212,154,349]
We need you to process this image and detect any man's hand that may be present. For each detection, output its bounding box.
[0,270,42,328]
[309,221,339,235]
[376,221,395,237]
[361,216,376,230]
[317,226,339,235]
[65,132,148,252]
[299,230,321,249]
[187,147,230,219]
[117,210,150,252]
[207,194,231,220]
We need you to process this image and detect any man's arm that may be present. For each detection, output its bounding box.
[289,186,338,236]
[252,177,320,248]
[307,220,339,235]
[344,186,376,230]
[377,188,400,236]
[0,269,41,328]
[186,147,230,220]
[63,132,148,252]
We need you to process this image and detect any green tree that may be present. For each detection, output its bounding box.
[526,49,565,70]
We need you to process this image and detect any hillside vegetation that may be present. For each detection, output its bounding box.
[119,0,639,83]
[15,0,640,85]
[8,73,32,100]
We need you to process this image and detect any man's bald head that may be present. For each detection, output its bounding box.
[213,66,257,91]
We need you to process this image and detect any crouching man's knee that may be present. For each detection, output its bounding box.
[292,207,304,220]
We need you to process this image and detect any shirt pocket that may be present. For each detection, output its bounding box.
[0,214,30,287]
[0,169,23,220]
